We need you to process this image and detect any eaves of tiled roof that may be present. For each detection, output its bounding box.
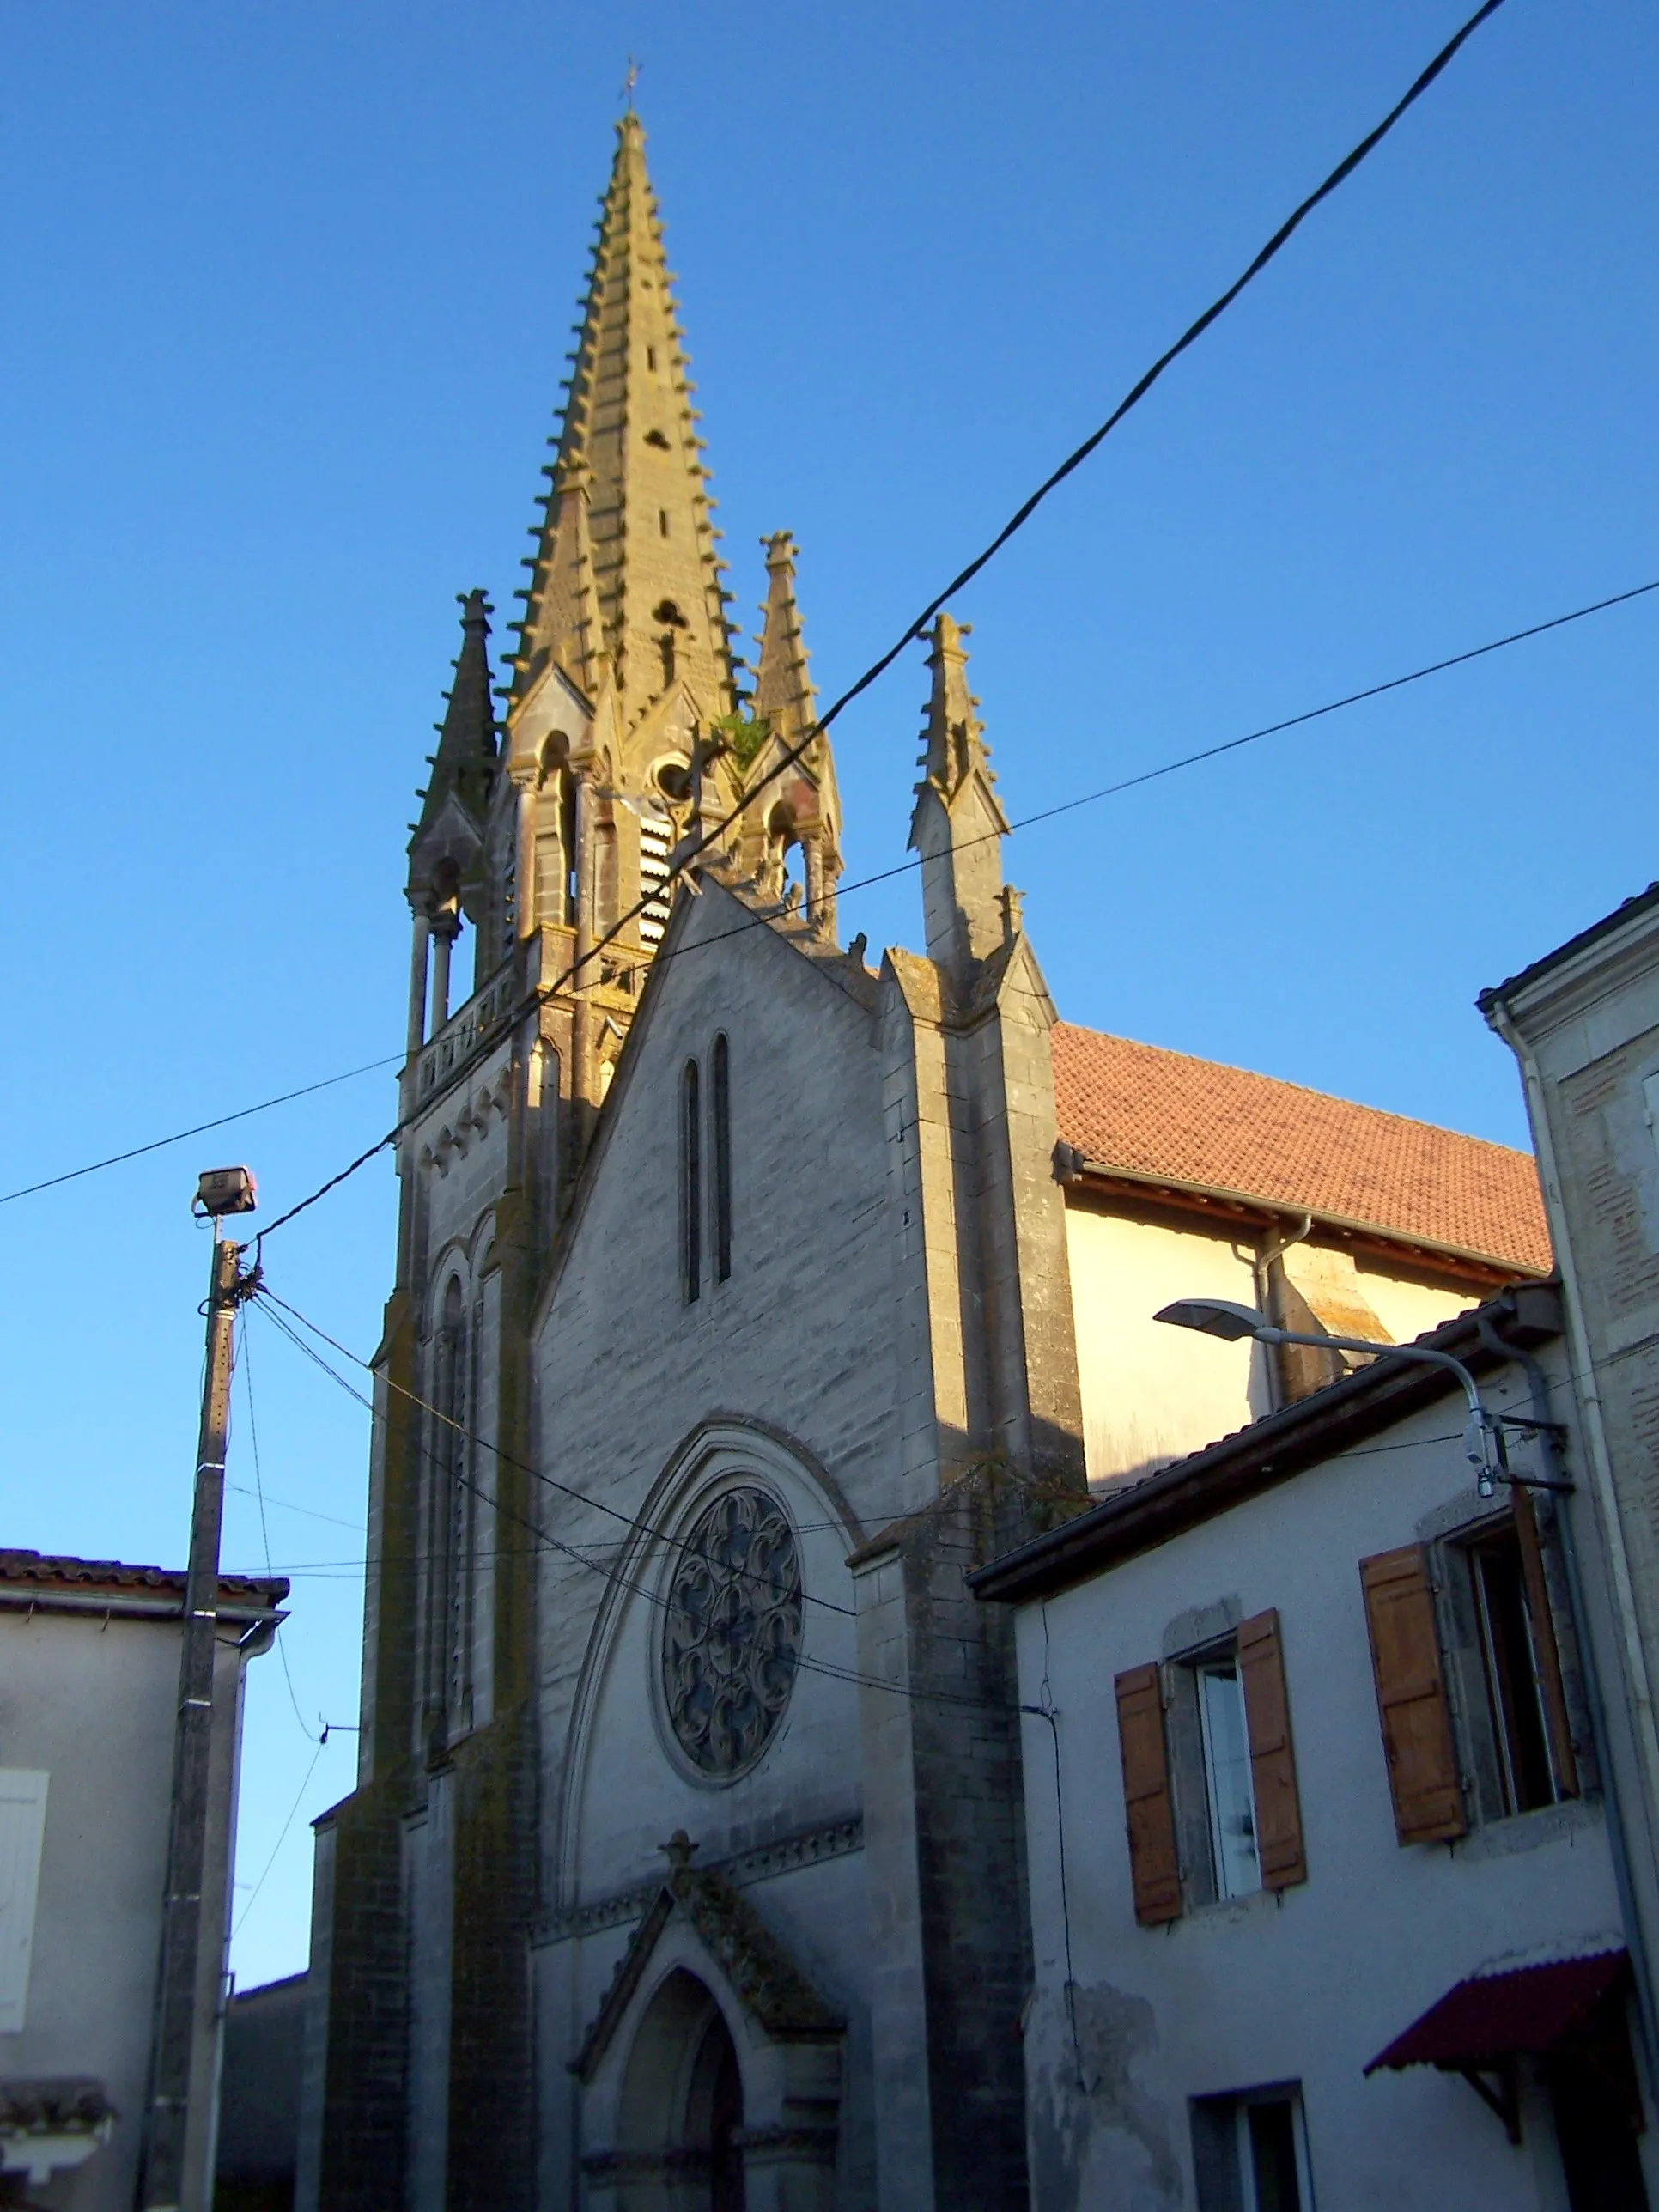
[0,1549,287,1607]
[1051,1022,1551,1277]
[969,1279,1564,1605]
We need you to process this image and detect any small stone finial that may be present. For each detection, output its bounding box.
[659,1829,698,1872]
[1000,885,1024,943]
[909,611,1012,980]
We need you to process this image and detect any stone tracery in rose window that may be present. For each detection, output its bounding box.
[661,1485,803,1777]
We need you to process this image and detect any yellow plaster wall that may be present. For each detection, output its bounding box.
[1065,1201,1488,1488]
[1064,1205,1263,1486]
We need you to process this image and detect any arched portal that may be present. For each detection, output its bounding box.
[615,1968,745,2210]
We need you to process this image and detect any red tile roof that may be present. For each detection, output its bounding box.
[0,1549,287,1605]
[1051,1023,1551,1274]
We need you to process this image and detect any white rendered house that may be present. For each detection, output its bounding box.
[974,1285,1653,2211]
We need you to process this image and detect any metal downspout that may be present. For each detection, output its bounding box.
[1252,1212,1313,1413]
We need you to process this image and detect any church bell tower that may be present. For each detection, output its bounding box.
[299,116,843,2212]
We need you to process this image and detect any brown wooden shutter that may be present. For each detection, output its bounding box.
[1114,1662,1182,1925]
[1237,1609,1306,1890]
[1359,1546,1467,1844]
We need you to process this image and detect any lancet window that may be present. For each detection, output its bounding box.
[680,1060,702,1304]
[713,1033,732,1284]
[423,1276,469,1739]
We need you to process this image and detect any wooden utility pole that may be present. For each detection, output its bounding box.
[141,1224,243,2210]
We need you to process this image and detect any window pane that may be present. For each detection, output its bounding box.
[1245,2100,1303,2212]
[1473,1534,1556,1813]
[1198,1662,1261,1899]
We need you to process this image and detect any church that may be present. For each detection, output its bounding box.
[295,118,1551,2212]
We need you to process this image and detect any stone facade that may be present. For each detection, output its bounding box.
[1482,886,1659,2061]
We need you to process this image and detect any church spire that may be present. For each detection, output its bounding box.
[909,613,1012,979]
[509,114,735,732]
[411,588,498,848]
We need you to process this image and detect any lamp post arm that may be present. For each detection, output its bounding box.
[1252,1327,1486,1424]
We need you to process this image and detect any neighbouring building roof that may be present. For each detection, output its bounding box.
[968,1280,1564,1605]
[1478,880,1659,1012]
[0,1551,288,1607]
[1050,1022,1552,1274]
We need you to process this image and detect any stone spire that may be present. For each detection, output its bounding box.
[749,532,815,744]
[411,588,498,849]
[909,613,1012,978]
[734,533,842,936]
[508,114,735,733]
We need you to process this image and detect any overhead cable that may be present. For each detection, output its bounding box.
[254,1284,857,1620]
[252,563,1654,1241]
[14,7,1512,1243]
[529,0,1512,1010]
[0,1053,401,1212]
[251,1292,1003,1715]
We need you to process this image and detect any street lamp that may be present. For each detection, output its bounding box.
[1154,1297,1525,1497]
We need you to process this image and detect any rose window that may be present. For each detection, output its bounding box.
[661,1486,803,1777]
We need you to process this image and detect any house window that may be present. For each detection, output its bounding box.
[680,1058,702,1303]
[712,1033,732,1283]
[1360,1516,1580,1844]
[1115,1611,1304,1927]
[1466,1522,1572,1815]
[1195,1656,1261,1899]
[1191,2084,1314,2212]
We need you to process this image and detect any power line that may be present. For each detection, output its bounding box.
[585,575,1659,987]
[239,1322,326,1746]
[249,1292,1006,1715]
[231,1737,327,1940]
[228,1430,1481,1578]
[525,0,1512,1013]
[252,563,1656,1239]
[14,560,1648,1248]
[0,1053,401,1212]
[5,8,1514,1243]
[255,1284,856,1621]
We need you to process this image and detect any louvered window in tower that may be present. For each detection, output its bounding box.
[639,813,673,944]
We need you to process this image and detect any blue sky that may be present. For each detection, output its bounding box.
[2,1,1653,1988]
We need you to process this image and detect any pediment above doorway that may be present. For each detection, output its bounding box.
[572,1831,842,2084]
[572,1833,844,2212]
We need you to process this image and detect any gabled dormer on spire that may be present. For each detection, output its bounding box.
[509,114,734,737]
[734,533,842,939]
[909,614,1012,980]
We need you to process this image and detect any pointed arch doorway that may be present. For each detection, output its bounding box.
[614,1967,745,2210]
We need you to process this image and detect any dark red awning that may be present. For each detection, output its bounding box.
[1365,1951,1628,2075]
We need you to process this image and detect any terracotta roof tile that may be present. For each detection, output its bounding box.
[1051,1023,1551,1274]
[0,1549,288,1605]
